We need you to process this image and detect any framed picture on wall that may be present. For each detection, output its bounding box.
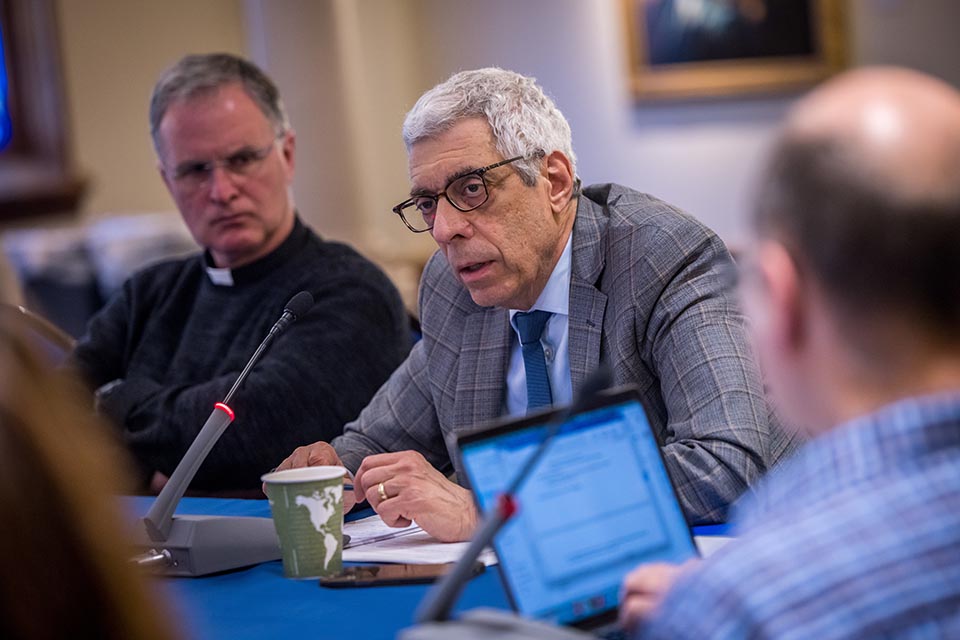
[623,0,847,100]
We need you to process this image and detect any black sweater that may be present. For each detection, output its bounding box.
[71,218,411,491]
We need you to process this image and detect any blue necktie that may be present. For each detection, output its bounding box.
[514,310,553,410]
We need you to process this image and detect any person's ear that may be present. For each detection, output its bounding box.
[757,241,806,355]
[154,135,177,196]
[543,150,575,214]
[280,129,296,181]
[157,160,174,196]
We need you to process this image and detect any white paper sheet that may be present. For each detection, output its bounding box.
[694,535,734,558]
[343,515,729,567]
[343,514,498,566]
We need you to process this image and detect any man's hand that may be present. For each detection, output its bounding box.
[619,560,700,633]
[354,450,478,543]
[266,441,356,513]
[150,471,169,494]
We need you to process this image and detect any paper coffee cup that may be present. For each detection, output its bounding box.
[261,466,347,579]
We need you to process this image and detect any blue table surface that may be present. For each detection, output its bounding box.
[134,497,727,640]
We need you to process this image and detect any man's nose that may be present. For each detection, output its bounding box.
[208,165,240,203]
[431,198,472,244]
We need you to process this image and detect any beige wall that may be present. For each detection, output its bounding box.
[242,0,436,308]
[57,0,246,222]
[243,0,435,263]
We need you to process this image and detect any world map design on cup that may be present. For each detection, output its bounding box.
[262,466,347,578]
[295,486,342,571]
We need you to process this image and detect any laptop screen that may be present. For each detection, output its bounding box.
[457,391,697,627]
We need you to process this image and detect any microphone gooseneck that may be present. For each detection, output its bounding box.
[225,291,314,404]
[143,291,315,542]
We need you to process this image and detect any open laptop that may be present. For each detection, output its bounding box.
[453,386,698,635]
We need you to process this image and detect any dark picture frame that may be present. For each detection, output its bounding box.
[0,0,86,219]
[623,0,847,100]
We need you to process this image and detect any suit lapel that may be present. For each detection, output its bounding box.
[568,194,608,392]
[569,277,606,391]
[453,307,511,431]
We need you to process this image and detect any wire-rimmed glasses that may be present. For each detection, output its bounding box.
[167,133,284,191]
[392,150,544,233]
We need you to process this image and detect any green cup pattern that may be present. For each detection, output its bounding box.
[266,478,344,578]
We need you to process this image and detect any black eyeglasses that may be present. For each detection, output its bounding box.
[168,133,283,190]
[392,150,545,233]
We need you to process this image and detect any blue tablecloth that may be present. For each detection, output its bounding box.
[135,497,510,640]
[137,497,726,639]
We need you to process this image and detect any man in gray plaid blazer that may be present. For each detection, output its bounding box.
[275,68,790,542]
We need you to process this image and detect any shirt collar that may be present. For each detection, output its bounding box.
[204,215,308,287]
[508,234,572,320]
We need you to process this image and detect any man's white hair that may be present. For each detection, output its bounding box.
[402,68,577,185]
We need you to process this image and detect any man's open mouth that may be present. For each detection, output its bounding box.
[460,261,491,274]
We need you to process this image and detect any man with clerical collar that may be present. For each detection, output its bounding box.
[275,67,794,542]
[70,53,411,494]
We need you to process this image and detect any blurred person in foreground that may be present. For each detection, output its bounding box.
[275,67,793,542]
[70,53,410,495]
[0,318,176,639]
[621,67,960,637]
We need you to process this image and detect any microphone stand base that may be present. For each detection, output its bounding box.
[132,515,280,577]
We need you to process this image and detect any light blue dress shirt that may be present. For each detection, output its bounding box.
[505,235,573,416]
[642,392,960,638]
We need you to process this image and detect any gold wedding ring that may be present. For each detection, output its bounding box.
[377,481,388,501]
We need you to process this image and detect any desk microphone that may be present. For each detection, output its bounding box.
[269,291,314,338]
[132,291,314,576]
[413,363,613,626]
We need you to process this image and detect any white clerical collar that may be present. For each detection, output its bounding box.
[205,266,235,286]
[509,233,572,320]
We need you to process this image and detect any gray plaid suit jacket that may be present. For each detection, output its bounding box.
[333,183,791,524]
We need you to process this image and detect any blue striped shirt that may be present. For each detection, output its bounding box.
[642,393,960,639]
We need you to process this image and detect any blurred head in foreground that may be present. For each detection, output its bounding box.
[622,67,960,639]
[743,67,960,434]
[0,319,175,639]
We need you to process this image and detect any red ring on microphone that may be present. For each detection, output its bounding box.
[214,402,235,421]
